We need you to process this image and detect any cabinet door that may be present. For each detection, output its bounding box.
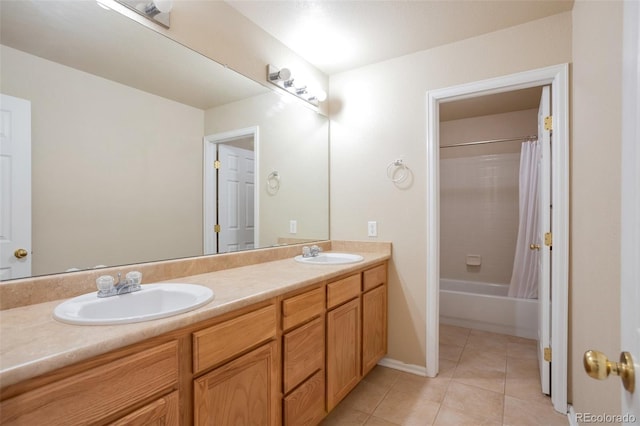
[326,298,360,411]
[194,341,277,425]
[362,284,387,376]
[110,391,179,426]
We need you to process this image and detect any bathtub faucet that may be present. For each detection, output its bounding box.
[302,245,322,258]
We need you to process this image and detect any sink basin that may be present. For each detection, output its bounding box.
[53,283,214,325]
[294,253,364,265]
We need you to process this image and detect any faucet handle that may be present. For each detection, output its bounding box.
[96,275,115,292]
[302,246,311,257]
[126,271,142,285]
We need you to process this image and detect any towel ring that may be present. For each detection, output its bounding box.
[267,171,280,194]
[386,159,409,183]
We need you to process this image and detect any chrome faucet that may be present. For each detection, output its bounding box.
[302,245,322,258]
[96,271,142,298]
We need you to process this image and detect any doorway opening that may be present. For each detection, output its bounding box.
[204,126,259,255]
[426,64,569,414]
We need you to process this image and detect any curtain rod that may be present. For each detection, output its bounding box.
[440,135,537,149]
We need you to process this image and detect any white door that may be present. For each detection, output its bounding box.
[0,94,31,280]
[621,0,640,418]
[218,144,255,253]
[537,85,552,395]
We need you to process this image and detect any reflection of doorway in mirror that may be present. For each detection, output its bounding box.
[203,127,259,255]
[0,94,32,280]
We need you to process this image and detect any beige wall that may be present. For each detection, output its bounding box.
[440,109,536,285]
[329,12,572,367]
[204,93,329,246]
[571,0,623,416]
[1,46,204,275]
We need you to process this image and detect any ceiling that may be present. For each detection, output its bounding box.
[226,0,573,120]
[226,0,574,76]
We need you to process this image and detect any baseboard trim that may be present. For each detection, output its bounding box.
[377,357,427,377]
[567,405,577,426]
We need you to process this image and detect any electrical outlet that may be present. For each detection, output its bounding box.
[367,221,378,237]
[289,220,297,234]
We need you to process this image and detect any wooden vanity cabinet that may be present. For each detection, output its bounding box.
[192,304,278,426]
[326,273,362,411]
[0,341,180,426]
[280,286,326,426]
[326,263,388,412]
[362,264,388,376]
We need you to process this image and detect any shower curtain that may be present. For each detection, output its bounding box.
[508,140,541,299]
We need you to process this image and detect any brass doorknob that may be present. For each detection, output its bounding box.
[584,350,635,393]
[529,244,541,250]
[14,249,28,259]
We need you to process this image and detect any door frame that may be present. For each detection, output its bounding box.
[425,64,569,413]
[621,0,640,417]
[203,126,259,254]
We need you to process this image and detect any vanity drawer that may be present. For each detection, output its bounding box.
[327,274,361,309]
[0,341,178,426]
[282,287,324,331]
[283,369,325,426]
[193,304,277,374]
[283,317,324,393]
[363,264,387,292]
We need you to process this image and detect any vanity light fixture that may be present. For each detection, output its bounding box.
[267,65,327,107]
[113,0,173,28]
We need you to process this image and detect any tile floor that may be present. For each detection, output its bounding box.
[321,325,568,425]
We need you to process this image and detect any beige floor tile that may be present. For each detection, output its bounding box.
[506,356,539,379]
[458,347,507,372]
[434,406,502,426]
[453,363,506,394]
[372,386,441,426]
[441,381,504,422]
[506,341,538,360]
[465,330,510,354]
[321,403,370,426]
[391,371,451,403]
[440,324,470,347]
[440,342,465,362]
[505,377,552,406]
[437,358,458,378]
[363,365,401,390]
[340,380,389,414]
[503,395,568,426]
[365,416,401,426]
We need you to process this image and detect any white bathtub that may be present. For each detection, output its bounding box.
[439,278,538,339]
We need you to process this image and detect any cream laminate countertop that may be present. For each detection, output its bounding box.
[0,251,389,388]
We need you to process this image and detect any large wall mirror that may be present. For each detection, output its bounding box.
[0,1,329,280]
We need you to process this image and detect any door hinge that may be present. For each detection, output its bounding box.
[214,160,221,169]
[544,232,552,247]
[544,347,552,362]
[214,224,221,233]
[544,115,553,131]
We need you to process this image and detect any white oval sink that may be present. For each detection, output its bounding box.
[53,283,214,325]
[294,253,364,265]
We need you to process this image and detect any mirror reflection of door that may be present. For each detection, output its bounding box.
[217,143,255,253]
[0,93,32,279]
[203,127,258,255]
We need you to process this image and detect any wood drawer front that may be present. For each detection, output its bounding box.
[0,341,178,426]
[193,304,276,374]
[110,390,179,425]
[327,274,361,309]
[363,264,387,292]
[283,317,324,394]
[282,287,324,331]
[194,341,277,426]
[283,369,326,426]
